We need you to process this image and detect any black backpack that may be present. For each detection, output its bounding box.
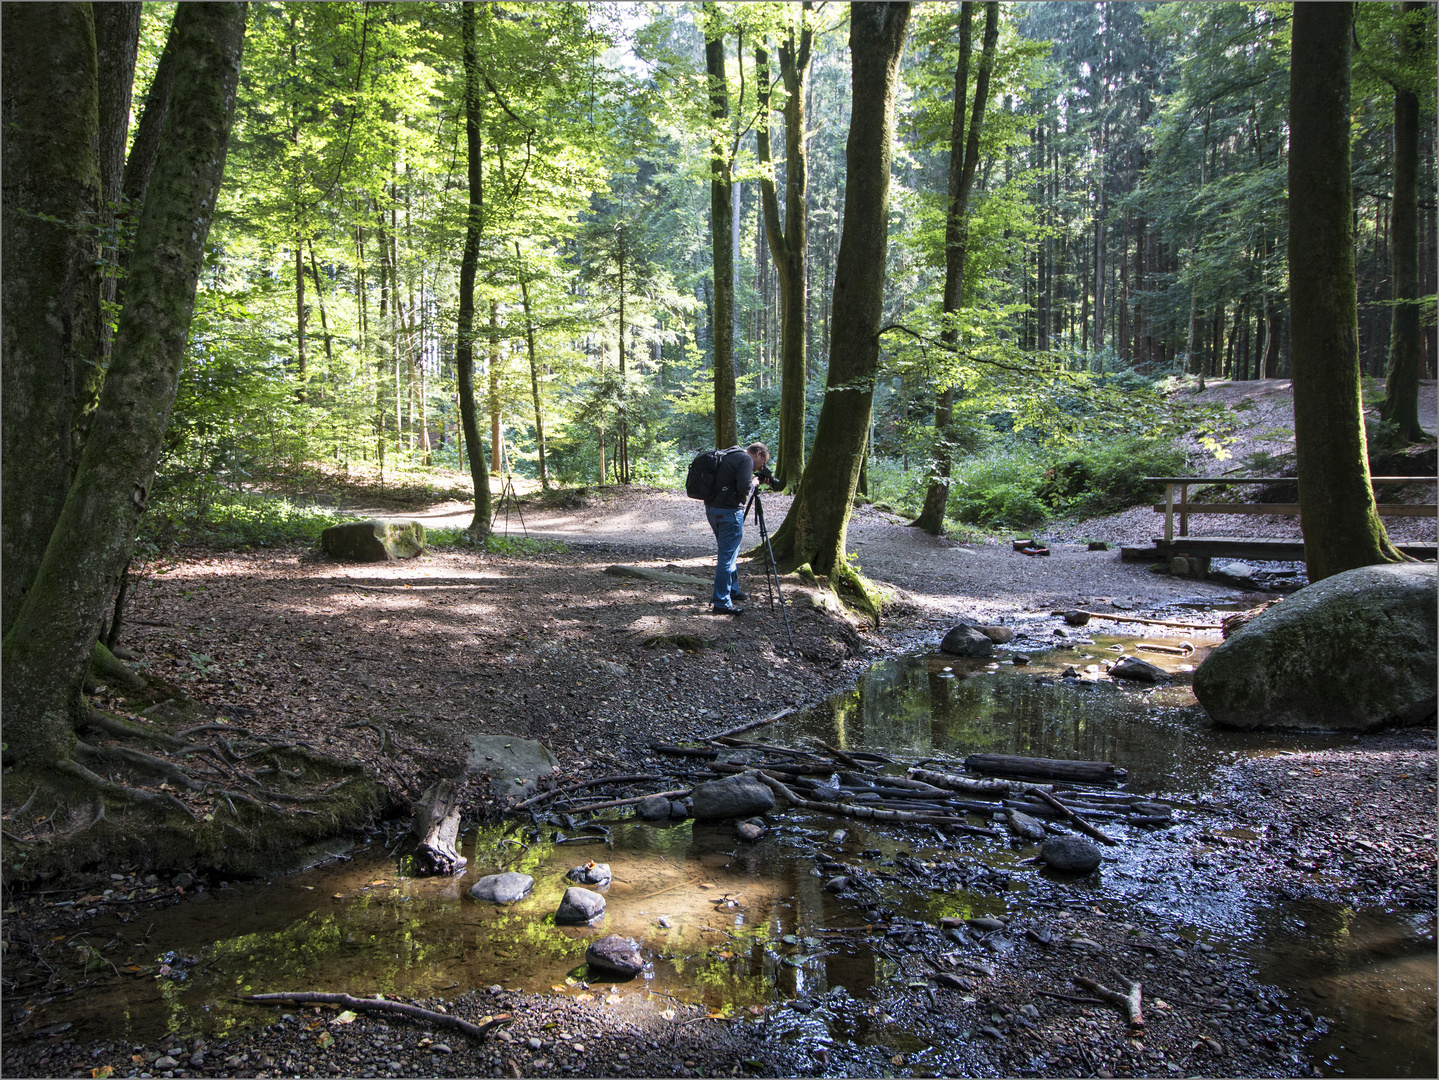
[685,446,741,501]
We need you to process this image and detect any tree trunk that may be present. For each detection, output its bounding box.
[914,1,998,535]
[516,244,548,489]
[2,1,248,766]
[1288,2,1404,582]
[457,2,491,538]
[120,8,178,225]
[1,3,104,638]
[756,10,813,491]
[705,2,737,449]
[488,300,502,475]
[1379,0,1429,442]
[769,1,910,596]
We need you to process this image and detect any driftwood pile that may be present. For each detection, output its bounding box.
[509,708,1174,838]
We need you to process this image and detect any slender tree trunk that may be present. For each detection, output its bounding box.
[516,243,549,489]
[306,239,335,371]
[1288,2,1404,581]
[457,2,491,537]
[757,7,814,492]
[488,300,502,476]
[2,3,104,637]
[1380,0,1429,441]
[914,1,998,536]
[705,2,737,448]
[769,1,910,598]
[2,1,248,766]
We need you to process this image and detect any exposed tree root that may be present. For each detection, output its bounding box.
[342,720,393,755]
[54,758,196,820]
[832,561,885,627]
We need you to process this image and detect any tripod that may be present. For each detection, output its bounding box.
[489,436,527,538]
[744,489,794,646]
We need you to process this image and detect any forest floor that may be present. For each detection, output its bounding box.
[3,379,1435,1079]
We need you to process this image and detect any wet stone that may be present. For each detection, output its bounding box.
[556,886,606,924]
[828,829,848,844]
[940,624,994,658]
[469,872,534,904]
[566,862,612,888]
[936,973,975,992]
[824,875,851,893]
[691,772,775,820]
[1040,836,1102,875]
[586,935,644,976]
[1005,809,1047,842]
[736,819,765,842]
[1110,656,1167,683]
[635,796,671,821]
[966,917,1006,932]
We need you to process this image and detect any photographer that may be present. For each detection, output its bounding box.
[704,442,780,614]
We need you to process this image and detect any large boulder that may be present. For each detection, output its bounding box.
[1039,836,1102,875]
[320,519,424,561]
[1194,563,1437,731]
[939,624,994,658]
[469,872,533,904]
[691,772,775,821]
[556,887,606,925]
[585,935,644,976]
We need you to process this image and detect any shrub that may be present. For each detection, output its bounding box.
[1041,436,1188,516]
[947,448,1049,529]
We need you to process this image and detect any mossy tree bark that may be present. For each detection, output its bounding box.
[705,1,737,450]
[1378,1,1431,443]
[1288,2,1406,583]
[755,7,813,492]
[1,1,248,767]
[457,1,492,538]
[1,3,105,638]
[769,1,910,604]
[913,1,999,535]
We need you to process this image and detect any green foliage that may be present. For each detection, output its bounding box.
[1038,436,1189,516]
[425,527,568,556]
[946,446,1050,529]
[140,488,345,551]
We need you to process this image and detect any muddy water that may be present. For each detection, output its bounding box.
[9,638,1435,1077]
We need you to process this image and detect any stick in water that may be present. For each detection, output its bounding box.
[239,992,510,1040]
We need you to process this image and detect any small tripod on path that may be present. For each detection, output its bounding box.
[489,437,527,538]
[744,488,794,646]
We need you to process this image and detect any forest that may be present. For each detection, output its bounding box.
[2,3,1437,1076]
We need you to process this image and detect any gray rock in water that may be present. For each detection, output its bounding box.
[1039,836,1102,874]
[669,800,690,819]
[585,935,644,976]
[966,917,1006,932]
[828,829,848,844]
[1063,610,1091,626]
[1194,563,1437,731]
[566,861,612,887]
[556,886,606,924]
[691,772,775,821]
[1005,809,1047,842]
[736,819,765,842]
[320,519,425,561]
[635,795,672,820]
[978,625,1015,644]
[940,624,994,657]
[1012,653,1031,665]
[469,872,534,904]
[1130,800,1171,817]
[1110,656,1167,683]
[824,875,851,893]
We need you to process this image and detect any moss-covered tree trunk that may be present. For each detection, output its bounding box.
[1288,2,1405,583]
[705,2,737,450]
[756,8,813,492]
[914,1,999,535]
[1,3,105,639]
[769,2,910,590]
[1379,0,1430,443]
[457,1,492,538]
[2,1,248,767]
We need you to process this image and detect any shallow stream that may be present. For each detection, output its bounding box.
[8,633,1435,1076]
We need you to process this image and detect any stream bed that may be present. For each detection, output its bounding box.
[6,633,1435,1077]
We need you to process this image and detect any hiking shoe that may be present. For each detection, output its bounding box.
[731,588,749,602]
[711,604,745,616]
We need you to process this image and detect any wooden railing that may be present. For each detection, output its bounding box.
[1143,476,1438,544]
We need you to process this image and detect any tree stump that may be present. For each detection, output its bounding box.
[412,778,467,875]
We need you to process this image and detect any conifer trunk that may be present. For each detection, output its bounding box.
[1288,2,1404,582]
[705,2,737,449]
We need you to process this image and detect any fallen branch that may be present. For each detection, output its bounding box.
[568,788,691,814]
[751,771,995,835]
[908,767,1048,799]
[648,744,719,759]
[1074,975,1144,1028]
[238,992,509,1041]
[1024,787,1118,846]
[1034,990,1105,1005]
[1052,610,1219,632]
[513,774,665,811]
[812,739,876,772]
[704,706,797,742]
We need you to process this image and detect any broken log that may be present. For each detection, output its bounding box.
[1051,610,1219,632]
[812,739,879,771]
[568,788,691,814]
[239,992,509,1041]
[907,767,1050,799]
[965,754,1121,784]
[512,774,665,811]
[1073,975,1144,1028]
[411,778,467,875]
[704,707,798,742]
[708,760,832,777]
[1024,786,1119,846]
[751,771,995,836]
[648,744,719,759]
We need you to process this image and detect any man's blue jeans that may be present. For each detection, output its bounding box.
[706,505,745,607]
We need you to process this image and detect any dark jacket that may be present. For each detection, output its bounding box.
[706,448,753,509]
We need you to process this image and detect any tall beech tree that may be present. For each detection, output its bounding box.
[2,1,248,767]
[456,1,492,538]
[769,1,911,614]
[912,0,999,536]
[704,1,737,449]
[755,3,814,490]
[1288,2,1405,582]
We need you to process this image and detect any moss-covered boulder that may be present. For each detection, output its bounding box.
[320,519,425,561]
[1194,562,1437,731]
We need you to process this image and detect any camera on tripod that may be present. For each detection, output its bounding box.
[753,465,782,491]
